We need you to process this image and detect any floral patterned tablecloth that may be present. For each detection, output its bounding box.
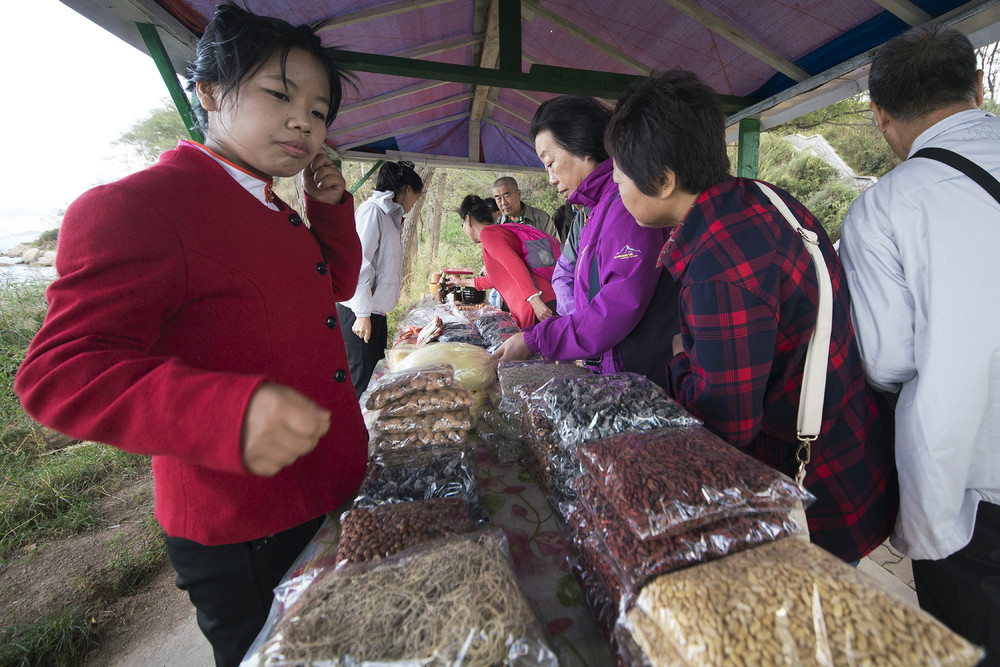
[475,445,613,667]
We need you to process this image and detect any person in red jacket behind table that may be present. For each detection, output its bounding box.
[445,194,560,328]
[14,5,367,665]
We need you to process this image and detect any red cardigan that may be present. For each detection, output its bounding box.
[15,144,368,545]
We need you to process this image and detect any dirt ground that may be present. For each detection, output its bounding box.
[0,471,199,664]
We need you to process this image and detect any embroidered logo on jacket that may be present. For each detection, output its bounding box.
[613,244,642,260]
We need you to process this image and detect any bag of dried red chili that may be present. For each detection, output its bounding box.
[575,426,814,542]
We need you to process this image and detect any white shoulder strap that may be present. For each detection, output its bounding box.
[755,182,833,483]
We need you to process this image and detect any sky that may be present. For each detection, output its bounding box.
[0,0,171,250]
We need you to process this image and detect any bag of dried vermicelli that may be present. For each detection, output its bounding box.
[625,538,984,667]
[241,529,558,667]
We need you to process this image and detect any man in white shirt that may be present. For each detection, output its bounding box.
[840,25,1000,659]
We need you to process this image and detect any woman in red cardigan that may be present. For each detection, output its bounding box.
[14,5,367,665]
[445,194,561,328]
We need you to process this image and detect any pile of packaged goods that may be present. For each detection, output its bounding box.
[489,362,984,665]
[243,293,985,666]
[366,365,474,452]
[243,361,558,665]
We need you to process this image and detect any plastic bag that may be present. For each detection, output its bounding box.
[377,386,475,417]
[372,428,471,453]
[496,359,591,415]
[576,426,814,541]
[475,310,522,351]
[570,474,801,610]
[353,445,480,510]
[627,537,984,667]
[373,409,473,433]
[437,321,487,347]
[335,497,476,567]
[365,364,455,410]
[396,342,497,393]
[530,373,700,449]
[242,529,559,667]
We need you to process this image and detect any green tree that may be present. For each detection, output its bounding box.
[116,101,190,166]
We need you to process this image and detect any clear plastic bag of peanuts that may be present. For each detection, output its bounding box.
[625,537,984,667]
[241,529,559,667]
[334,497,476,569]
[371,428,472,454]
[528,372,701,450]
[365,363,456,410]
[376,385,475,417]
[576,426,814,541]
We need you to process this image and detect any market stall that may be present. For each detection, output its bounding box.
[240,296,983,667]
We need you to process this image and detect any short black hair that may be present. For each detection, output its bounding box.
[869,25,978,122]
[375,160,423,199]
[530,95,611,162]
[186,3,348,132]
[605,70,730,195]
[458,195,495,224]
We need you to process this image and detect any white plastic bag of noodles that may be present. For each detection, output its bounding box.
[240,528,559,667]
[625,537,985,667]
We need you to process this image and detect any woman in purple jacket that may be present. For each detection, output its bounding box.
[494,96,679,387]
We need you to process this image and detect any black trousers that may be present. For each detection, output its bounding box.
[337,304,388,397]
[165,517,324,667]
[912,501,1000,666]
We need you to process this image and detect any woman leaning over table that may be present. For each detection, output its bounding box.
[493,95,680,388]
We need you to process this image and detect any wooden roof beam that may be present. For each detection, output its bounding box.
[316,0,456,32]
[871,0,933,25]
[469,0,502,160]
[338,112,471,151]
[335,92,471,135]
[522,0,652,74]
[660,0,812,82]
[394,34,482,59]
[339,80,445,115]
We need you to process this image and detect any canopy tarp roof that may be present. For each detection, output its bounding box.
[63,0,1000,172]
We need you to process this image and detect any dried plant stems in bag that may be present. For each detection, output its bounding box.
[260,531,556,666]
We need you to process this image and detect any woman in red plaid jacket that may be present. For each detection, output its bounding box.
[604,70,899,563]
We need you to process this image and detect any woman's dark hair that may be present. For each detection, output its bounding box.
[375,160,423,200]
[869,25,978,123]
[605,70,730,196]
[458,195,495,224]
[483,198,500,214]
[185,3,348,132]
[529,95,611,162]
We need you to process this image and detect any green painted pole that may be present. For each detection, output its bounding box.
[736,118,761,179]
[350,160,384,194]
[498,0,521,72]
[136,22,203,143]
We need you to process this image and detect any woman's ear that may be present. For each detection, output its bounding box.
[658,169,678,200]
[195,81,220,112]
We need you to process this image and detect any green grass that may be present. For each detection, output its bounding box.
[0,445,150,562]
[0,607,97,667]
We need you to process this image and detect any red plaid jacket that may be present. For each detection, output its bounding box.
[661,177,898,562]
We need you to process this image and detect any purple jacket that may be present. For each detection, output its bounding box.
[523,160,672,375]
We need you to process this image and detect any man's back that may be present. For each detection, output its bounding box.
[840,108,1000,560]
